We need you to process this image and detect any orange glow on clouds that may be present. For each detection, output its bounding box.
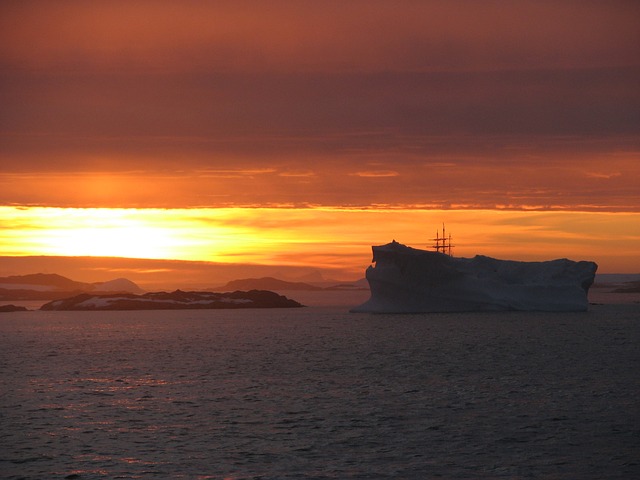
[2,206,639,276]
[2,2,638,73]
[2,148,639,212]
[1,2,638,282]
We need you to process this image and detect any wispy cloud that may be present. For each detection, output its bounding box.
[278,170,316,178]
[194,168,277,178]
[350,170,400,178]
[585,171,622,179]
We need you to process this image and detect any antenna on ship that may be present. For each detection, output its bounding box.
[431,223,454,256]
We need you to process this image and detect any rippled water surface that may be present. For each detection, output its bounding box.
[1,304,639,479]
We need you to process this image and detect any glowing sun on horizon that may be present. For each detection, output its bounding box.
[29,208,203,260]
[51,224,181,259]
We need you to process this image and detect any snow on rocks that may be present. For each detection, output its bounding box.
[41,289,303,311]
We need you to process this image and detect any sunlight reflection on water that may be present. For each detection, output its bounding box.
[1,305,639,479]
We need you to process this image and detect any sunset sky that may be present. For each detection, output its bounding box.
[1,1,639,285]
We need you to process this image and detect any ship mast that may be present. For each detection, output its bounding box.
[431,223,453,256]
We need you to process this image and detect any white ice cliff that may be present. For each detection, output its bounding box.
[351,241,598,313]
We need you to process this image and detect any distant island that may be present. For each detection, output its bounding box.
[0,273,366,303]
[40,290,303,311]
[0,272,370,312]
[0,304,29,312]
[214,276,322,291]
[0,274,306,311]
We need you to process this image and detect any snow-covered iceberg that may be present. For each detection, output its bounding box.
[351,241,597,313]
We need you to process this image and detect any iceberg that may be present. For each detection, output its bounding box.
[351,241,597,313]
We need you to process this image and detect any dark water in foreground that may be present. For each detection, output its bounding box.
[1,304,639,479]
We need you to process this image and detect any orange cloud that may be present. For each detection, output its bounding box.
[1,146,639,211]
[2,2,638,72]
[278,170,316,178]
[350,170,399,178]
[1,1,638,231]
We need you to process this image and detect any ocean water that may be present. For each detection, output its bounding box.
[1,300,639,479]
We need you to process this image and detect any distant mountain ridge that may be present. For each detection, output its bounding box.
[213,276,368,292]
[0,273,144,300]
[0,273,87,290]
[94,278,145,294]
[214,277,323,291]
